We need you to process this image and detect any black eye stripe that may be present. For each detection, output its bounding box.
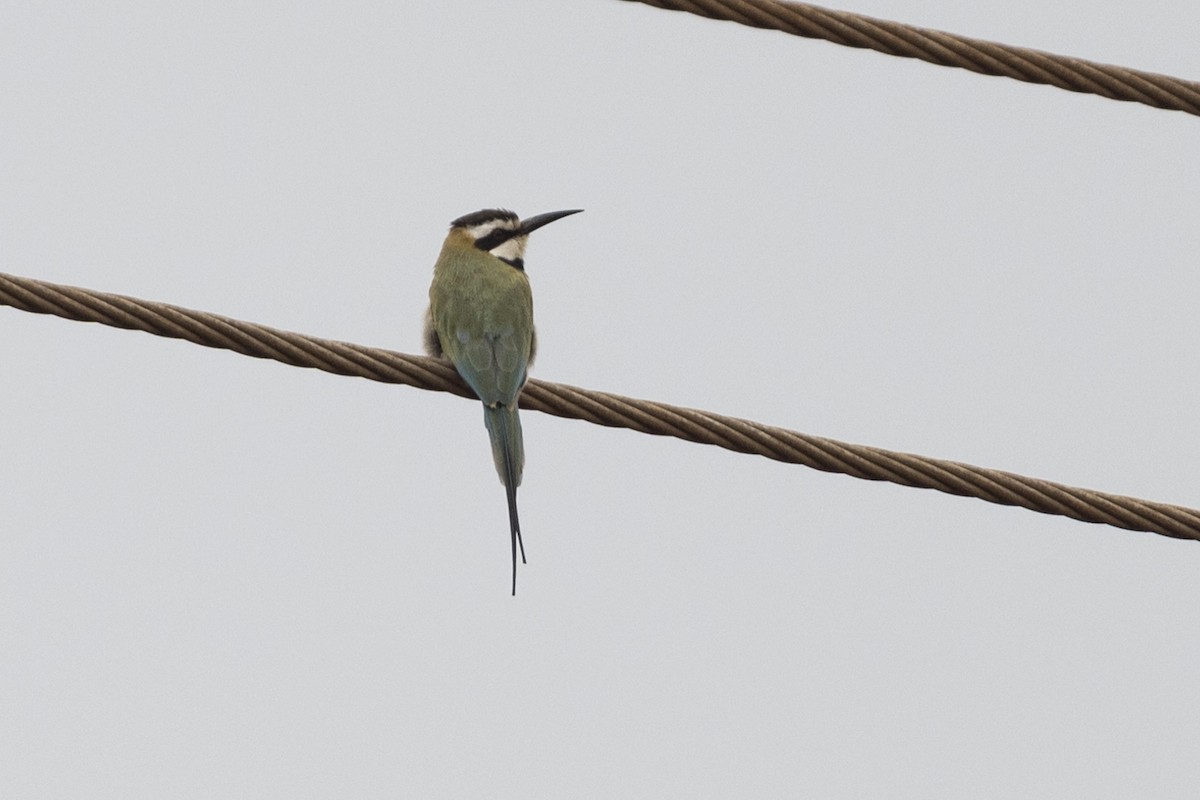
[475,229,517,252]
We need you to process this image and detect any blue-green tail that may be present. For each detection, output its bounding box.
[484,403,526,595]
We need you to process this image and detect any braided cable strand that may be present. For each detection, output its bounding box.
[2,271,1198,542]
[621,0,1200,117]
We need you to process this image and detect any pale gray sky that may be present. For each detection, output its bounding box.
[3,1,1199,797]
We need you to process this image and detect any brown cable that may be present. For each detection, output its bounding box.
[2,270,1197,543]
[620,0,1200,117]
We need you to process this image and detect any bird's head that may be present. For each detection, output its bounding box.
[448,208,583,270]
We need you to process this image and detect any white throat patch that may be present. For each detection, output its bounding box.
[488,235,527,263]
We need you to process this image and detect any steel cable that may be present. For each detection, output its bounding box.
[619,0,1200,117]
[2,270,1197,543]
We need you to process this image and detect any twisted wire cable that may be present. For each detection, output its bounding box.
[620,0,1200,117]
[2,270,1198,543]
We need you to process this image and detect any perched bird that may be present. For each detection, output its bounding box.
[424,207,582,595]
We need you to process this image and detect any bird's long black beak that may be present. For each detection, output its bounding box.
[519,209,583,235]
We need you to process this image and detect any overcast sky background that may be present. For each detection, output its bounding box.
[3,1,1199,796]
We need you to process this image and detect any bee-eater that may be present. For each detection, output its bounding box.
[424,208,582,594]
